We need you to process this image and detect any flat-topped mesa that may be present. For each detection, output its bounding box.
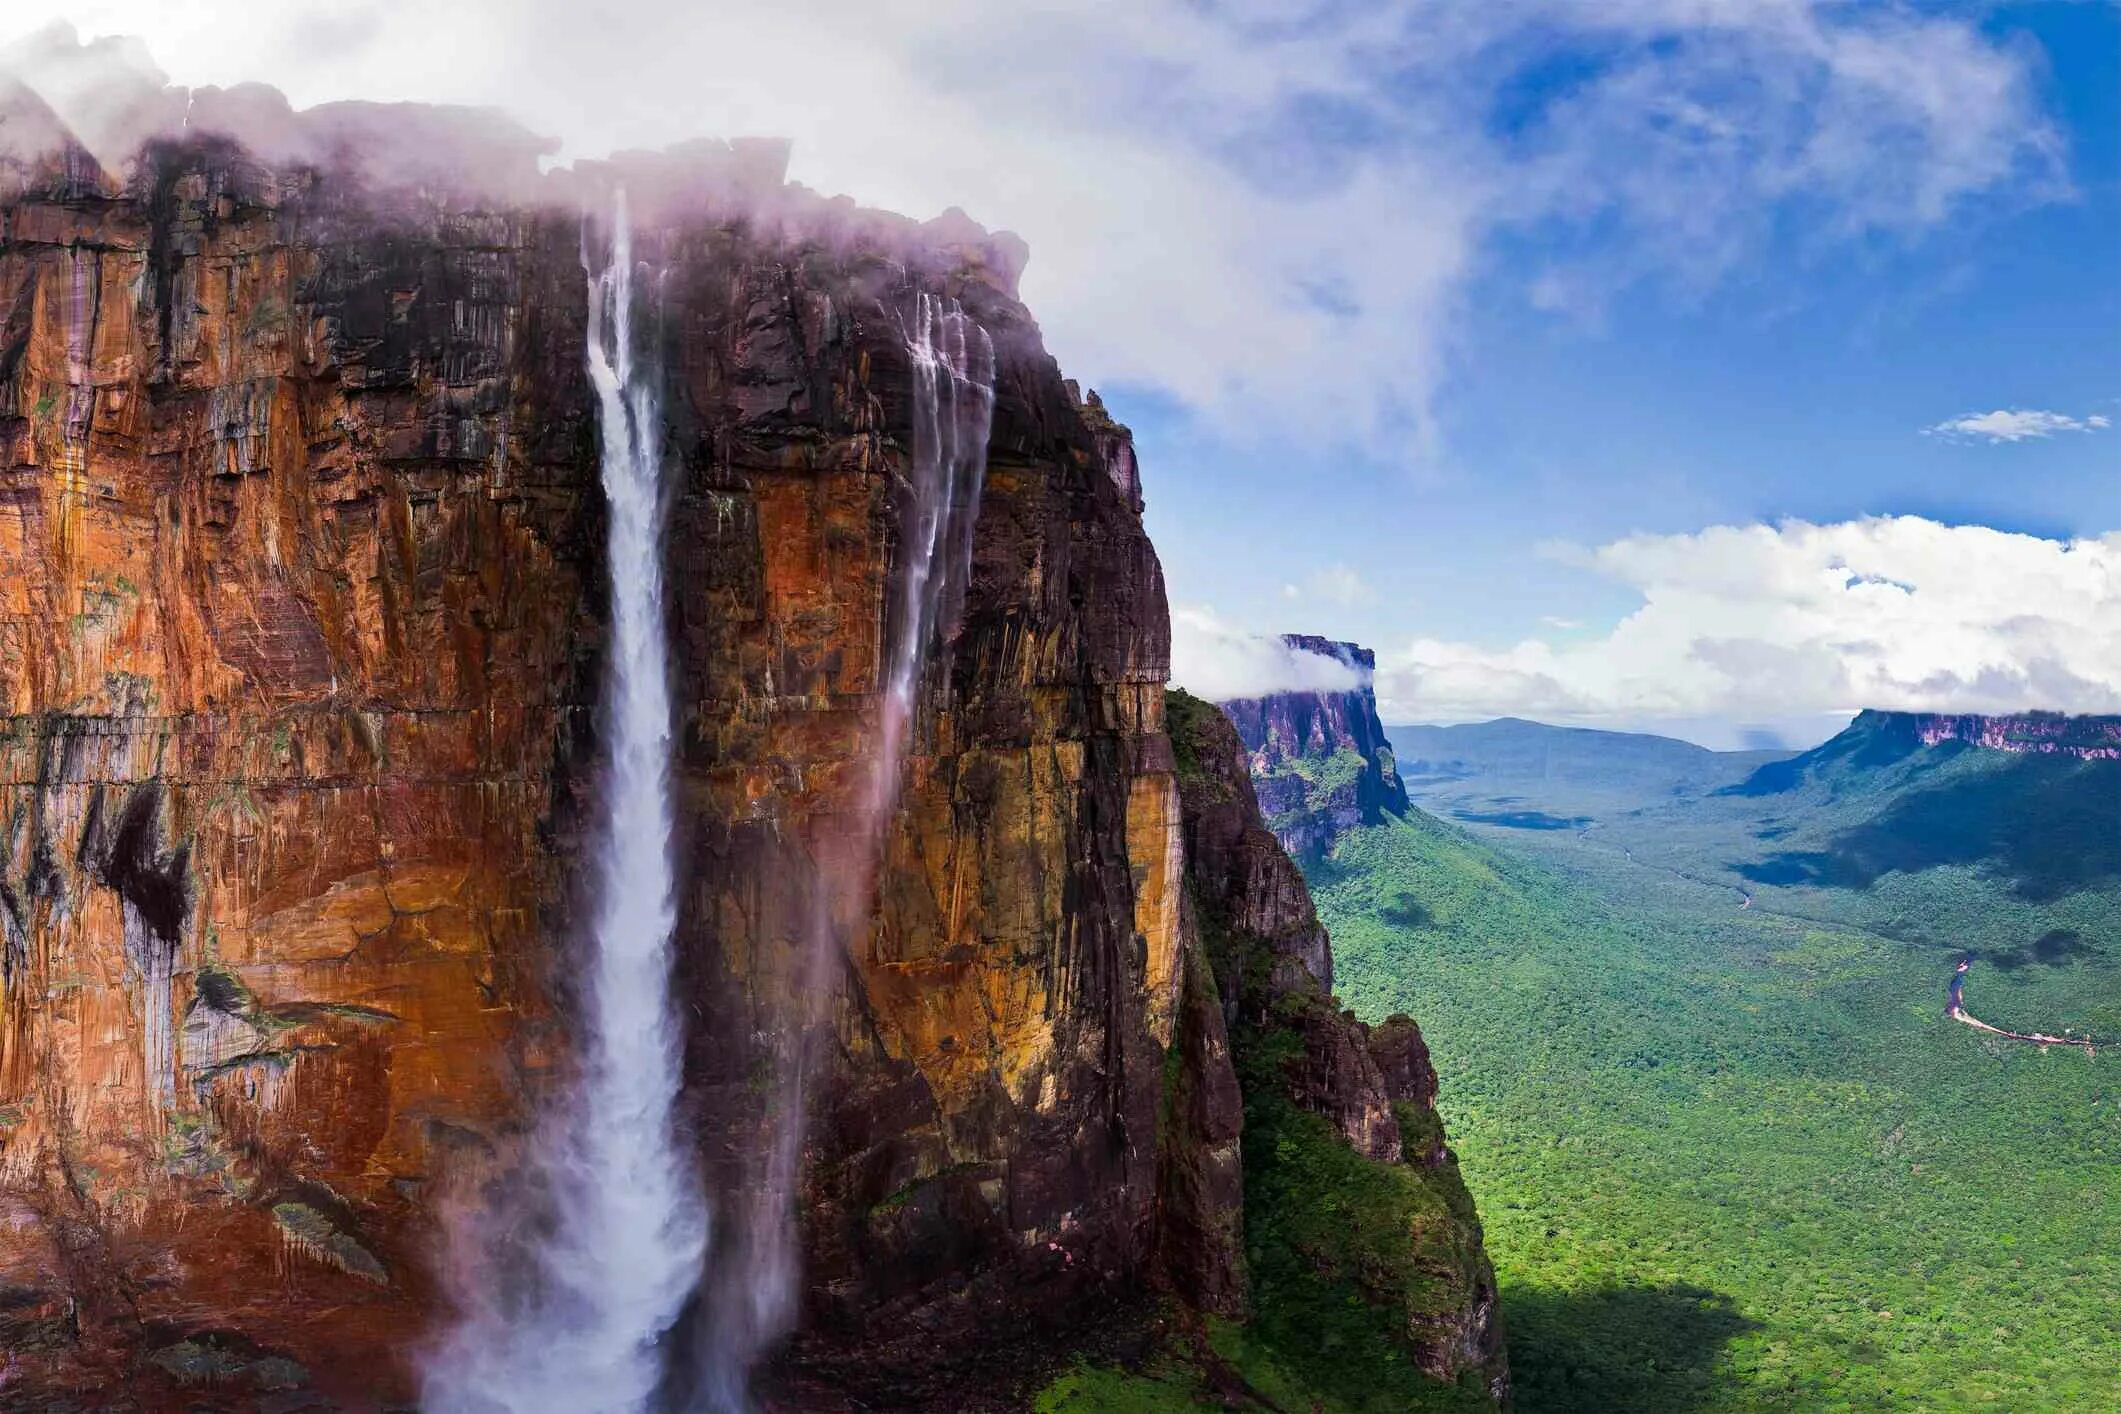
[1219,636,1409,858]
[1891,710,2121,760]
[0,46,1176,1408]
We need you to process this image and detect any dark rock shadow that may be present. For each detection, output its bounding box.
[1502,1282,1759,1412]
[1380,890,1433,929]
[1986,927,2099,972]
[1734,757,2121,903]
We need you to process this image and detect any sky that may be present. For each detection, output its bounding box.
[6,0,2117,748]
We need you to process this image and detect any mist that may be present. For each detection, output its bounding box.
[1170,606,1368,703]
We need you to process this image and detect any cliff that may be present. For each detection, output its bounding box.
[0,39,1499,1412]
[1164,690,1508,1406]
[0,74,1175,1408]
[1900,710,2121,759]
[1219,636,1408,858]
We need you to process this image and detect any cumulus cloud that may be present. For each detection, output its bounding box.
[1377,516,2121,724]
[0,1,2063,445]
[1922,409,2112,443]
[1170,605,1366,702]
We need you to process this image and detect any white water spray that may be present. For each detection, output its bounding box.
[426,192,707,1414]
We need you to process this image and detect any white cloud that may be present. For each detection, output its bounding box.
[1377,516,2121,724]
[1923,409,2113,443]
[0,2,2062,447]
[1170,605,1366,702]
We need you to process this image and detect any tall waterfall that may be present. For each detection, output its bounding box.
[683,292,995,1409]
[425,192,707,1414]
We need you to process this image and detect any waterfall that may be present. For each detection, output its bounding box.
[429,256,992,1410]
[425,191,707,1414]
[681,292,994,1410]
[871,294,997,822]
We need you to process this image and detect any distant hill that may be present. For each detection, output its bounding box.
[1712,709,2121,904]
[1395,707,2121,951]
[1388,718,1792,824]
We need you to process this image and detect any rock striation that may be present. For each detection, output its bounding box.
[1902,710,2121,760]
[1219,635,1408,858]
[0,35,1500,1411]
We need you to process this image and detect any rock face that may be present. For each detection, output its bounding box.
[1901,710,2121,760]
[0,64,1184,1405]
[0,44,1501,1412]
[1219,635,1408,859]
[1169,690,1508,1403]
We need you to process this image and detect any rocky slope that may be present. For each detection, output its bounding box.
[1219,636,1408,858]
[0,38,1499,1411]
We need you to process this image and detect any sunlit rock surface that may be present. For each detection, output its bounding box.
[0,65,1186,1404]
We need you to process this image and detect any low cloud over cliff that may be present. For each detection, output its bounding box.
[1376,516,2121,727]
[1170,607,1366,703]
[0,1,2063,449]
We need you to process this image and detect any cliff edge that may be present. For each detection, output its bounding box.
[1219,636,1409,859]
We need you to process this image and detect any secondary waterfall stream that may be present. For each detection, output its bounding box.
[427,192,706,1413]
[687,291,996,1410]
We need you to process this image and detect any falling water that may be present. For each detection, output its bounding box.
[871,294,998,823]
[425,191,707,1414]
[682,292,995,1410]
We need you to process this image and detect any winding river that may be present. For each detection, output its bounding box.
[1947,958,2097,1052]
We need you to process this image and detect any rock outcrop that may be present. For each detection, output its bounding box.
[1903,710,2121,759]
[0,36,1500,1412]
[1219,635,1408,858]
[1169,689,1509,1404]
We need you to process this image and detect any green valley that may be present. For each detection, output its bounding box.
[1312,714,2121,1409]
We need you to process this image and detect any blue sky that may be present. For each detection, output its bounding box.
[8,0,2118,746]
[1130,1,2121,744]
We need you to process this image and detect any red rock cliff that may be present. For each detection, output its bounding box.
[0,64,1192,1403]
[0,44,1500,1412]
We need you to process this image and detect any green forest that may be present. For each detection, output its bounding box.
[1311,792,2120,1410]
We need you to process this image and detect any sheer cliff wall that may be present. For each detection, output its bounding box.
[0,100,1181,1405]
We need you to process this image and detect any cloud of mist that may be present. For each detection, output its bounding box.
[1171,605,1367,702]
[0,1,2063,451]
[1376,516,2121,726]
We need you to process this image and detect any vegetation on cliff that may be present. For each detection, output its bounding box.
[1040,691,1504,1411]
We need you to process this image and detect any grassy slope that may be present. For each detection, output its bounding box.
[1312,808,2121,1411]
